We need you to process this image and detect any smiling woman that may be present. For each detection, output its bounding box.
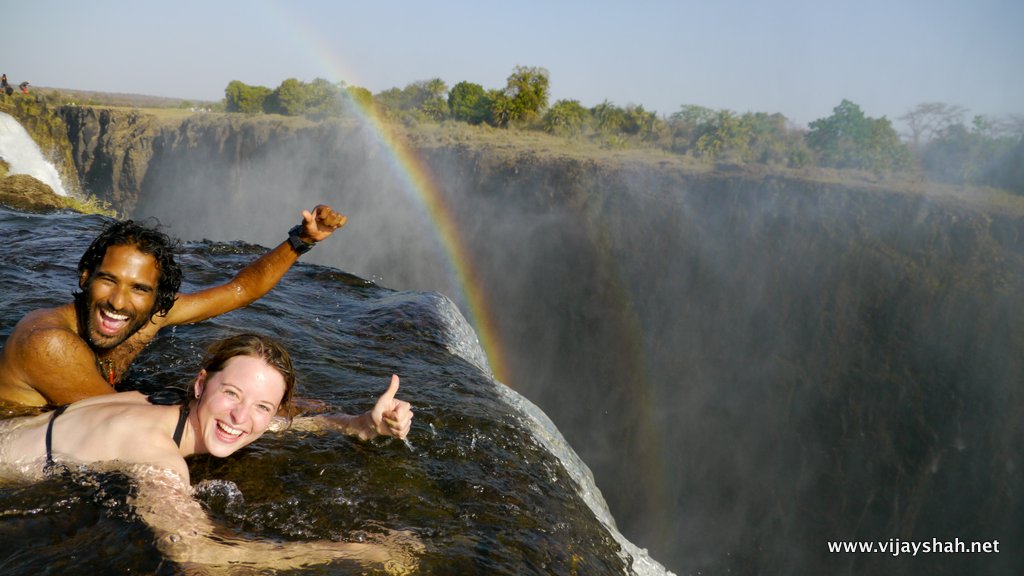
[0,333,420,572]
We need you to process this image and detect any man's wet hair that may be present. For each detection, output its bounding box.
[75,219,183,318]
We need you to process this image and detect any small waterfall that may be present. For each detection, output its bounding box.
[0,112,69,196]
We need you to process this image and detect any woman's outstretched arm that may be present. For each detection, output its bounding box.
[128,465,420,572]
[271,375,414,440]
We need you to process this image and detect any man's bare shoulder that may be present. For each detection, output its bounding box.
[0,304,107,406]
[2,305,73,372]
[7,305,76,341]
[7,305,85,359]
[16,303,73,325]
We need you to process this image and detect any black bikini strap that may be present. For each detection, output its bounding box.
[173,404,190,447]
[45,405,69,470]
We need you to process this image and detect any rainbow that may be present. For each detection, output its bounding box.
[272,9,509,385]
[352,111,509,385]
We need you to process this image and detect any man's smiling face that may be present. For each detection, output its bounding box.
[79,244,160,350]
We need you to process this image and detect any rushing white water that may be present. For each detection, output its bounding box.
[0,112,69,196]
[436,290,674,575]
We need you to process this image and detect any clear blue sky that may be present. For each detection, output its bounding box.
[3,0,1021,127]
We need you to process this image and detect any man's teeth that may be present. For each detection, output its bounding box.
[218,422,243,436]
[102,310,128,321]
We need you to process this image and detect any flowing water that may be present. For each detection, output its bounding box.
[0,112,70,197]
[0,208,668,575]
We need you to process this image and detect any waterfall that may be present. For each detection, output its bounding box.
[0,112,69,196]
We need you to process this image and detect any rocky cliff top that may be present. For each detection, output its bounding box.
[5,93,1024,221]
[0,172,73,213]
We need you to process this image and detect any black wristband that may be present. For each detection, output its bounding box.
[287,225,314,255]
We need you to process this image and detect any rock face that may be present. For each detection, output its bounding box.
[411,152,1024,575]
[56,108,337,217]
[59,106,157,214]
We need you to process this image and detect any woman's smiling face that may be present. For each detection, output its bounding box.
[194,355,286,457]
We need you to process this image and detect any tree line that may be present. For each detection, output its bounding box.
[221,67,1024,195]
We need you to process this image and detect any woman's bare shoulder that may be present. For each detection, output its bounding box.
[70,390,157,410]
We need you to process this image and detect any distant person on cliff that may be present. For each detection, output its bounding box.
[18,81,29,94]
[0,204,410,440]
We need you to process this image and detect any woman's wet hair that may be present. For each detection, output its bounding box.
[200,333,297,414]
[75,219,183,318]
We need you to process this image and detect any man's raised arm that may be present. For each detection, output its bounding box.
[162,205,346,326]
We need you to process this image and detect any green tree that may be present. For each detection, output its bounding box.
[448,81,490,124]
[543,99,589,137]
[622,104,657,138]
[224,80,271,114]
[667,104,716,153]
[375,78,448,121]
[419,78,449,120]
[744,112,799,164]
[346,85,375,110]
[922,115,1024,190]
[374,87,405,114]
[806,100,909,171]
[863,116,911,171]
[487,89,515,128]
[501,66,550,125]
[266,78,309,116]
[591,100,626,134]
[694,110,751,160]
[671,104,717,125]
[304,77,344,119]
[806,99,869,166]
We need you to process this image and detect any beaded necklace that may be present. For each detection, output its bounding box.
[97,358,116,385]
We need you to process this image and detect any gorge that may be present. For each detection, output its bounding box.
[5,101,1023,575]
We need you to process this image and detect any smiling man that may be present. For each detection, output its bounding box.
[0,205,345,408]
